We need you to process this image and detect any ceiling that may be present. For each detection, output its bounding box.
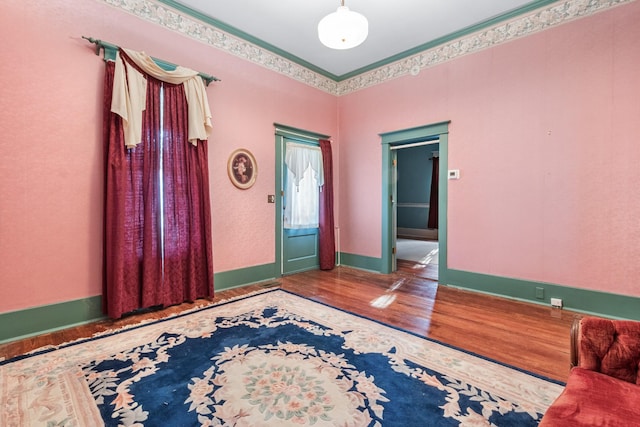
[169,0,547,79]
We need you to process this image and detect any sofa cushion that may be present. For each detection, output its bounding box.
[579,317,640,384]
[540,367,640,426]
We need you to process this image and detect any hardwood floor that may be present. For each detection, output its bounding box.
[397,258,439,281]
[0,265,579,382]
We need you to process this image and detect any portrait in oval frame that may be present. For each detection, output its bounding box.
[227,148,257,189]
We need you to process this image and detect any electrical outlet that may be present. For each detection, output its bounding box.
[550,298,563,308]
[535,287,544,299]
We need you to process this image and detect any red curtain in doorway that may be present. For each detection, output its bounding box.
[319,139,335,270]
[427,156,439,229]
[102,58,214,319]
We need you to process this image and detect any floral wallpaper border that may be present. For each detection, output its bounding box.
[101,0,633,96]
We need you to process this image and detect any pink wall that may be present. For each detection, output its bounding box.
[338,2,640,297]
[2,0,638,316]
[0,0,337,312]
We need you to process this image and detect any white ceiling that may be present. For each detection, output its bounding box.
[172,0,541,78]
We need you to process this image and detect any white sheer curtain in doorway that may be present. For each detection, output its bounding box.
[284,142,324,229]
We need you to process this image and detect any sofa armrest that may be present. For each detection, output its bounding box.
[573,316,640,385]
[569,317,580,369]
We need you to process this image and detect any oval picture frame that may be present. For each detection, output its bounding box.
[227,148,257,189]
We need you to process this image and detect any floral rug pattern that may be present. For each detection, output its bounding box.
[0,290,564,426]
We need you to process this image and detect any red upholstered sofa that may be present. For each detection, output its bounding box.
[540,316,640,426]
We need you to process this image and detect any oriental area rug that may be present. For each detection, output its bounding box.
[0,289,564,426]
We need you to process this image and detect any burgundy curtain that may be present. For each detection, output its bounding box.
[102,59,213,319]
[427,156,439,229]
[319,139,335,270]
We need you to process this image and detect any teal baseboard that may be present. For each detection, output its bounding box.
[0,263,279,345]
[339,252,382,272]
[440,268,640,321]
[213,263,277,291]
[0,296,104,345]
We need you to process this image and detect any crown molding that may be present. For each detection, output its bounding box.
[100,0,633,96]
[337,0,633,95]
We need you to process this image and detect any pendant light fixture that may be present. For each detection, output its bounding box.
[318,0,369,50]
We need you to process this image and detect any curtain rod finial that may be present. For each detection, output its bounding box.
[82,36,103,56]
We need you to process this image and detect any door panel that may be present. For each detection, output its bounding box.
[282,228,319,274]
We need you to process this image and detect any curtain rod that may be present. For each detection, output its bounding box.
[82,36,220,86]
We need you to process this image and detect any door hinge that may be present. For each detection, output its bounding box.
[392,247,396,254]
[393,159,397,166]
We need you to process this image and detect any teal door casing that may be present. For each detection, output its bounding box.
[391,150,398,272]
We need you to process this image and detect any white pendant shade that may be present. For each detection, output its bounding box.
[318,5,368,50]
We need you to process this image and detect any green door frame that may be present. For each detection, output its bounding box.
[380,121,450,274]
[274,123,330,276]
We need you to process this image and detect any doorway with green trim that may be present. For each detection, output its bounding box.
[275,125,330,276]
[380,121,450,276]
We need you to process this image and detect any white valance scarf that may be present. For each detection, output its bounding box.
[111,48,213,148]
[284,142,324,188]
